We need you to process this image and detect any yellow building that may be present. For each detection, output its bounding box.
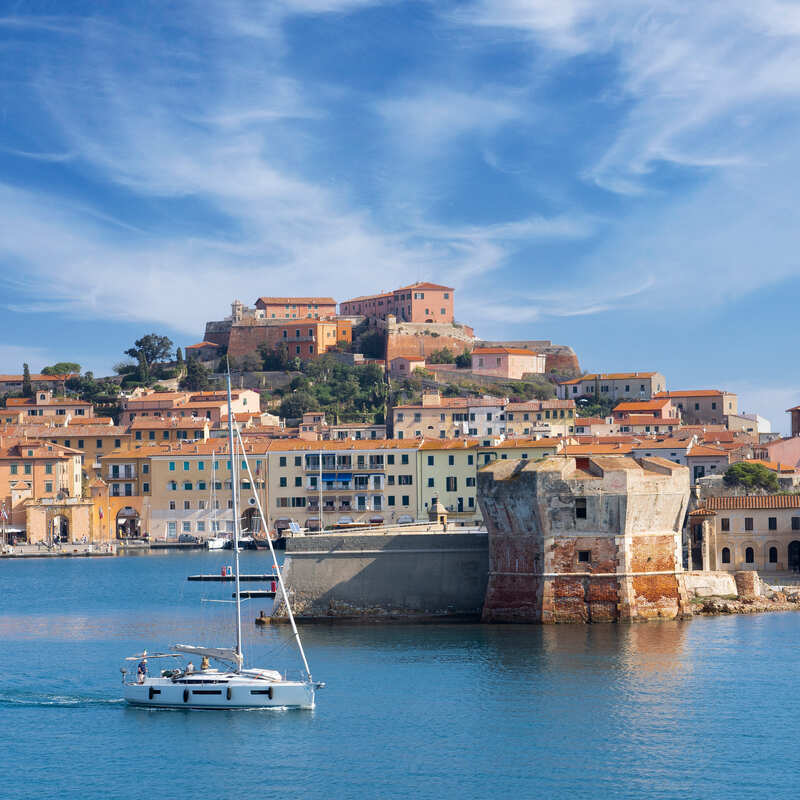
[417,438,562,524]
[503,400,575,438]
[0,438,83,540]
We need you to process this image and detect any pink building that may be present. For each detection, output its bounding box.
[471,347,545,380]
[254,296,337,320]
[389,355,427,377]
[340,282,455,323]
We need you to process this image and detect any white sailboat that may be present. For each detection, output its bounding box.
[206,456,228,550]
[122,370,323,710]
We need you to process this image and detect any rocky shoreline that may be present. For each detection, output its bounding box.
[693,590,800,616]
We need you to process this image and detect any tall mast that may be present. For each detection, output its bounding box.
[234,425,313,682]
[318,447,324,533]
[226,369,243,671]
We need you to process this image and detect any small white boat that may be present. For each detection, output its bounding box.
[206,536,228,550]
[122,369,322,711]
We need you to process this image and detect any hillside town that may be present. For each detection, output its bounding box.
[1,280,798,579]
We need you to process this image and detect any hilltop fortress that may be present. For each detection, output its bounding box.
[199,282,579,374]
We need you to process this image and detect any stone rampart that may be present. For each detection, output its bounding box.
[272,531,489,620]
[478,455,691,623]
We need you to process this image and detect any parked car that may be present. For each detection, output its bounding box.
[178,533,199,543]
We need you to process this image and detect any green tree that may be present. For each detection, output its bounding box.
[238,353,262,372]
[22,363,32,397]
[427,347,455,364]
[175,347,183,365]
[180,358,212,391]
[41,362,81,376]
[454,349,472,368]
[279,391,319,420]
[259,342,290,371]
[723,462,780,492]
[125,333,174,372]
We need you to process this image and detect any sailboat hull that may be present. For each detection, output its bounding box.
[124,675,315,710]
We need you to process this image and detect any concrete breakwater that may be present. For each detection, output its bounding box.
[272,530,489,620]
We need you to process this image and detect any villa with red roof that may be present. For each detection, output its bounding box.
[339,281,454,323]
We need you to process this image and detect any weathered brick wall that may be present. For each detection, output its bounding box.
[227,325,280,358]
[478,455,691,623]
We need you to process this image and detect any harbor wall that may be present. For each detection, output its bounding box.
[273,531,489,620]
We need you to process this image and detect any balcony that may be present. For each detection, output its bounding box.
[107,468,136,480]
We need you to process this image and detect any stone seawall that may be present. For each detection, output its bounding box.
[272,532,489,620]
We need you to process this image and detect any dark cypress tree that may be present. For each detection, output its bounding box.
[22,363,32,397]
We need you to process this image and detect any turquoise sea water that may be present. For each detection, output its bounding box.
[1,551,797,800]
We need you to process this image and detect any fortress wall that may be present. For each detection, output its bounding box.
[478,456,691,623]
[272,531,489,620]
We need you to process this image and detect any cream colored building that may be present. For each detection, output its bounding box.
[503,400,575,438]
[653,390,737,426]
[265,439,420,531]
[689,495,800,572]
[392,392,507,440]
[557,372,666,401]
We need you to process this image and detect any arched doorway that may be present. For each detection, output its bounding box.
[52,515,69,543]
[789,541,800,572]
[769,547,778,564]
[242,507,261,535]
[721,547,730,564]
[116,507,141,539]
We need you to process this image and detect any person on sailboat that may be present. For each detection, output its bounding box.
[200,656,210,671]
[137,656,148,684]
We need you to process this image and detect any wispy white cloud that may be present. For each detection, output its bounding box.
[377,87,523,153]
[454,1,800,194]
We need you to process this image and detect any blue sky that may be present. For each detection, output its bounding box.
[0,1,799,431]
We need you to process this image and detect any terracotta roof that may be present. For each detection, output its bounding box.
[572,417,610,426]
[6,397,91,407]
[687,445,729,458]
[563,443,635,455]
[0,373,77,382]
[340,290,394,303]
[632,438,690,450]
[559,372,658,385]
[705,495,800,510]
[654,390,729,398]
[689,508,717,517]
[264,438,413,452]
[614,399,672,412]
[124,392,190,405]
[69,417,114,426]
[507,399,575,411]
[395,281,454,292]
[618,415,680,425]
[186,341,219,349]
[472,347,537,356]
[741,459,797,474]
[256,297,336,305]
[47,425,128,436]
[390,355,426,362]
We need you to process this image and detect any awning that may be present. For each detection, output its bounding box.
[321,473,336,481]
[173,644,242,669]
[336,472,352,480]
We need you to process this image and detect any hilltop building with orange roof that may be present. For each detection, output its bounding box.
[340,281,455,324]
